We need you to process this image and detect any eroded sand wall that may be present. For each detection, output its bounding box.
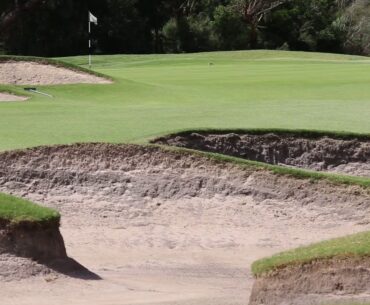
[0,220,67,261]
[153,132,370,177]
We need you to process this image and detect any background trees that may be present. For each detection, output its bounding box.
[0,0,369,56]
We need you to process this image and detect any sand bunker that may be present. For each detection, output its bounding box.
[0,92,28,102]
[0,61,111,85]
[154,132,370,178]
[0,144,369,305]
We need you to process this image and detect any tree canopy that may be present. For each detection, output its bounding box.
[0,0,368,56]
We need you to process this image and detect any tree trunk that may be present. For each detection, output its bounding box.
[249,23,258,49]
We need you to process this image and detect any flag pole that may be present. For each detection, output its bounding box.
[88,12,92,69]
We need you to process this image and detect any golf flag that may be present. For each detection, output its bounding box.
[89,12,98,25]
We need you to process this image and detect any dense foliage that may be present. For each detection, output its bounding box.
[0,0,369,56]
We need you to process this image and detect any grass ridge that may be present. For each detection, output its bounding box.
[0,193,60,224]
[156,144,370,188]
[252,231,370,277]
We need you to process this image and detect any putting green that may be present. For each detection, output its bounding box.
[0,50,370,151]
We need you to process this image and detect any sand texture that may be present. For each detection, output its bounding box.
[154,132,370,178]
[0,61,111,85]
[0,144,369,305]
[0,92,28,101]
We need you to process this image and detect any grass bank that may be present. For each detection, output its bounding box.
[0,193,60,224]
[252,231,370,277]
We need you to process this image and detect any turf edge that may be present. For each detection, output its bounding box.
[0,193,60,225]
[251,231,370,277]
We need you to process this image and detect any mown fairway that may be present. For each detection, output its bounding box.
[1,50,370,151]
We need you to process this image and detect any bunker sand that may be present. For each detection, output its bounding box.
[0,144,369,305]
[0,92,28,102]
[0,61,111,85]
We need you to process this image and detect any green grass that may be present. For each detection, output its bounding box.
[0,193,60,224]
[0,50,369,291]
[0,50,370,223]
[252,231,370,277]
[0,50,369,151]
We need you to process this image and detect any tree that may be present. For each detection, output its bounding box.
[0,0,45,34]
[341,0,370,54]
[213,4,248,50]
[232,0,288,48]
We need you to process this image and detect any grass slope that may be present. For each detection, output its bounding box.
[0,193,59,224]
[0,50,370,150]
[252,231,370,276]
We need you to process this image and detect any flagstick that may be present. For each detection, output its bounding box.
[88,11,98,69]
[88,13,91,69]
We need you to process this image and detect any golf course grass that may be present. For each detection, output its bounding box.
[252,231,370,276]
[0,50,369,151]
[0,193,59,224]
[1,50,370,298]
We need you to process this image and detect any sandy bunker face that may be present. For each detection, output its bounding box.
[0,92,28,102]
[0,61,111,85]
[0,144,369,305]
[154,132,370,178]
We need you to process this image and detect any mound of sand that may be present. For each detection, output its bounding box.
[0,92,28,102]
[0,61,111,85]
[0,144,369,305]
[154,132,370,178]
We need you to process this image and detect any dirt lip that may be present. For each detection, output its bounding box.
[249,257,370,305]
[153,131,370,178]
[0,218,66,261]
[0,208,100,281]
[0,61,112,85]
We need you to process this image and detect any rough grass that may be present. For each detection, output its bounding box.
[0,50,370,150]
[0,193,60,224]
[252,231,370,277]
